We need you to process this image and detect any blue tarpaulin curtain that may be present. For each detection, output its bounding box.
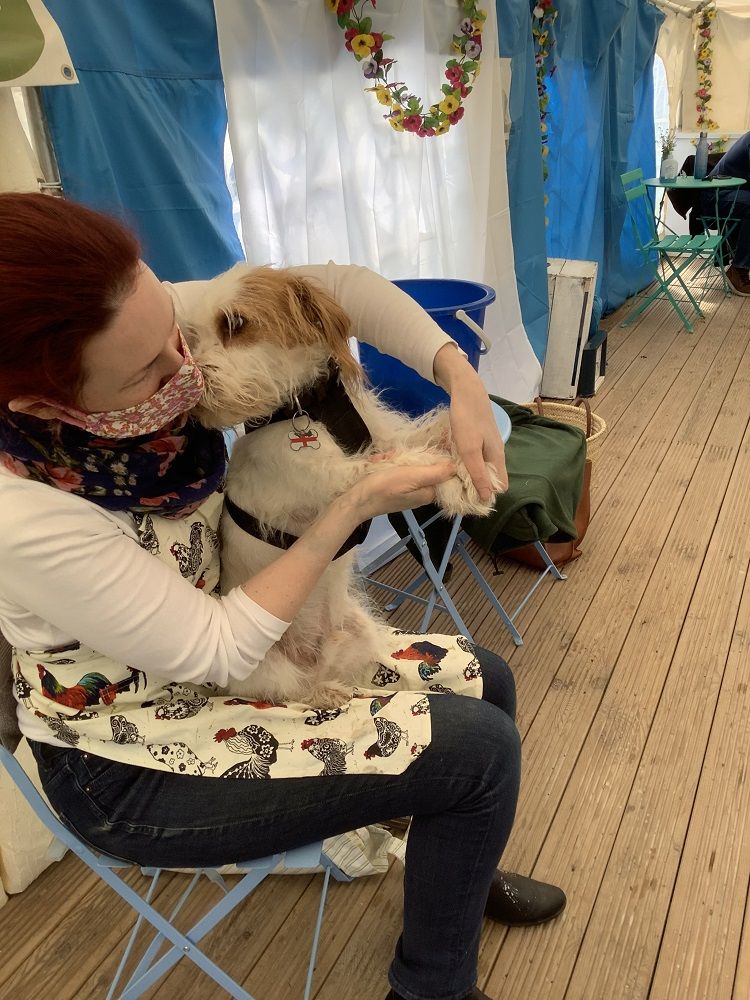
[544,0,664,312]
[41,0,243,282]
[496,0,549,365]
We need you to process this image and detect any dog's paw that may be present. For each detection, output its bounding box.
[307,682,354,710]
[435,476,494,517]
[435,460,505,518]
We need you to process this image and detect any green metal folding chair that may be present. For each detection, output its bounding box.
[620,168,722,333]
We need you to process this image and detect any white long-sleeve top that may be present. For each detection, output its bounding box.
[0,264,455,744]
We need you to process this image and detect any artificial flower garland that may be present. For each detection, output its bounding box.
[326,0,487,137]
[695,4,718,131]
[532,0,558,224]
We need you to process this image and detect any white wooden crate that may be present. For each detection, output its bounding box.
[541,258,598,400]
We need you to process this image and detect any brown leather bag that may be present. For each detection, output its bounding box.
[504,458,592,569]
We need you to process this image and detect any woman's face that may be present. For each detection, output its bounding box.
[78,263,183,412]
[9,262,183,420]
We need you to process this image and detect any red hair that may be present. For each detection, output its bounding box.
[0,193,141,407]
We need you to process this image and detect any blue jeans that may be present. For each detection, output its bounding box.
[698,187,750,269]
[31,647,520,1000]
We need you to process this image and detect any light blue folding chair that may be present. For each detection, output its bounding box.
[360,402,565,646]
[0,632,349,1000]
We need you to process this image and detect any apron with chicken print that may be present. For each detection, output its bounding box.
[12,491,484,780]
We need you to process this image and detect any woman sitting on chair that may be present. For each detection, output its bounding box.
[698,131,750,297]
[0,193,564,1000]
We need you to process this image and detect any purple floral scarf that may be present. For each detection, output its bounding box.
[0,410,226,518]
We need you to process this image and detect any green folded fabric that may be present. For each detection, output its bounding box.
[464,397,587,555]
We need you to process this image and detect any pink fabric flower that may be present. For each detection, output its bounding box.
[42,465,84,492]
[0,452,30,478]
[140,435,185,476]
[403,114,423,132]
[139,492,181,507]
[449,107,465,125]
[446,65,463,87]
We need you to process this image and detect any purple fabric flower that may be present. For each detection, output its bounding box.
[362,56,379,79]
[466,40,482,60]
[460,17,474,35]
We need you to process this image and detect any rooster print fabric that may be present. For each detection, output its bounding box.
[13,493,483,779]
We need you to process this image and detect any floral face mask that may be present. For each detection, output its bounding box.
[54,329,205,439]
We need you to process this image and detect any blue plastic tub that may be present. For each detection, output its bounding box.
[359,278,496,417]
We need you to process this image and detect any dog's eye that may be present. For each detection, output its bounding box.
[217,311,247,343]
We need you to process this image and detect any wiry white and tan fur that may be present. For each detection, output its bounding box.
[183,263,502,707]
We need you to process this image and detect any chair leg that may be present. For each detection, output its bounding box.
[118,871,203,998]
[106,870,162,1000]
[454,535,524,646]
[418,515,464,631]
[303,865,333,1000]
[385,571,427,612]
[403,510,473,639]
[98,862,272,1000]
[664,254,704,316]
[533,541,567,580]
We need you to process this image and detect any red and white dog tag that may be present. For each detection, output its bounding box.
[289,399,320,451]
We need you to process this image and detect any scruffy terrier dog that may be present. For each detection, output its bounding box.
[182,264,502,707]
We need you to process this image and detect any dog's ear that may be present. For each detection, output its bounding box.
[288,277,364,387]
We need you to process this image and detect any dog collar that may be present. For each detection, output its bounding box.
[249,362,372,456]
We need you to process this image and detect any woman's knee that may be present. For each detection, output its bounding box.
[475,646,517,719]
[427,693,521,789]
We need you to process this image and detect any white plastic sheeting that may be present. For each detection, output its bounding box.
[214,0,542,402]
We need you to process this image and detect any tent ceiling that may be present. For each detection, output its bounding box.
[654,0,750,14]
[656,0,750,132]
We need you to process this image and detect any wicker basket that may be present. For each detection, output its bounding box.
[523,396,607,461]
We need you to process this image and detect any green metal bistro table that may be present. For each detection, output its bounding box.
[644,175,744,298]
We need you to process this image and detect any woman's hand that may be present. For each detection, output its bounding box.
[341,461,456,521]
[433,344,509,500]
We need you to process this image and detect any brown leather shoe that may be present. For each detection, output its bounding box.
[484,870,566,926]
[386,990,491,1000]
[727,264,750,296]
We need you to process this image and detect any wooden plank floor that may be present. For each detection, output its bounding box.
[1,278,749,1000]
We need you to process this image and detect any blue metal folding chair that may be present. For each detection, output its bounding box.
[360,403,565,646]
[0,632,349,1000]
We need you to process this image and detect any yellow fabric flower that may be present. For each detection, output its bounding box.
[439,95,460,115]
[325,0,338,11]
[352,33,375,57]
[390,119,405,132]
[435,122,450,135]
[375,86,392,106]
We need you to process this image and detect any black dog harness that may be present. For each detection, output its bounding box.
[225,364,373,559]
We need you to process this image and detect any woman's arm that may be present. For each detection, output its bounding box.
[240,461,453,619]
[432,343,509,497]
[291,262,508,496]
[0,464,452,688]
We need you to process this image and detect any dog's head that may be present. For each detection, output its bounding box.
[180,263,364,428]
